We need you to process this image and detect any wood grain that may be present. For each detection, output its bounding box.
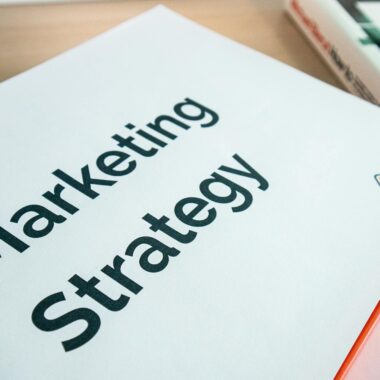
[0,0,342,90]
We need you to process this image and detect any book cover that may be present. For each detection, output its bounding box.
[336,302,380,379]
[0,6,379,379]
[286,0,380,105]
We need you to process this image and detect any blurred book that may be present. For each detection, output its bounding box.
[286,0,380,105]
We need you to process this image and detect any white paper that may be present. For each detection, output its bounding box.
[0,6,379,379]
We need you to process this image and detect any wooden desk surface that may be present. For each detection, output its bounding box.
[0,0,342,89]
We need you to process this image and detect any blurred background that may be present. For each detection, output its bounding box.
[0,0,343,88]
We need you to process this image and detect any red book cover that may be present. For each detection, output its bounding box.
[336,302,380,379]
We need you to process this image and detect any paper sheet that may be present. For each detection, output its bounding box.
[0,6,379,379]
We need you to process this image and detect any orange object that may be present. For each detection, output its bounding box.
[335,301,380,379]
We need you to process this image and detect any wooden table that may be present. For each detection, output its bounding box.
[0,0,342,89]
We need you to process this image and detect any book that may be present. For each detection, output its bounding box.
[286,0,380,106]
[0,5,379,379]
